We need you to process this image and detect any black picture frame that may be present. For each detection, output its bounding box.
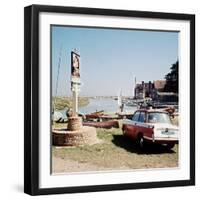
[24,4,195,196]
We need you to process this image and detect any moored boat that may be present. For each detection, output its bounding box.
[85,110,104,120]
[83,120,119,129]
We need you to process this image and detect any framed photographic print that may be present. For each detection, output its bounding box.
[24,4,195,195]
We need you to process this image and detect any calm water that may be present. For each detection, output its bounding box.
[79,98,137,114]
[54,98,137,120]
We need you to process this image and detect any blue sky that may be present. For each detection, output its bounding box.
[51,26,178,96]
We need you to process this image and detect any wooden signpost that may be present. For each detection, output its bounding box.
[71,50,81,116]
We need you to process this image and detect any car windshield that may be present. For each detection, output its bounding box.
[148,112,171,124]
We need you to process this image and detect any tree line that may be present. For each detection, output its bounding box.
[164,61,178,93]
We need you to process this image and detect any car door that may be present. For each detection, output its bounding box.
[136,111,147,135]
[126,111,140,139]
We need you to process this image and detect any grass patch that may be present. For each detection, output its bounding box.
[52,96,89,110]
[52,126,178,172]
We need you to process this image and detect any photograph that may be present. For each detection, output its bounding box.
[51,25,179,174]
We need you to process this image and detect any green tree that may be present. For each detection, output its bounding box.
[164,61,179,93]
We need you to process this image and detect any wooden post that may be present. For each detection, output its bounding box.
[72,83,78,116]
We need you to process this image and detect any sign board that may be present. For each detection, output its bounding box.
[71,51,80,83]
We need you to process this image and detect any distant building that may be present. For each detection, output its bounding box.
[154,80,166,91]
[134,80,178,102]
[135,81,154,99]
[155,92,178,102]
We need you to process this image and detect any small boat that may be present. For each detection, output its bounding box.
[100,115,121,120]
[118,113,134,120]
[85,110,104,120]
[125,101,138,107]
[163,107,175,115]
[83,120,119,129]
[151,103,176,115]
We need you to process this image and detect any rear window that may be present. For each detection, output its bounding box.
[148,112,171,124]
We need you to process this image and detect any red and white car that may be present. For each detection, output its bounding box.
[122,109,179,149]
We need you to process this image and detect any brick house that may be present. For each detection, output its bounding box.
[134,80,178,102]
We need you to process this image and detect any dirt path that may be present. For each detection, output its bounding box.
[52,145,178,173]
[52,156,133,173]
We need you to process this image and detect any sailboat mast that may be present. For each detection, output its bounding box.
[134,76,136,99]
[54,45,62,111]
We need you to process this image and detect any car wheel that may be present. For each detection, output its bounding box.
[166,143,175,149]
[137,135,145,149]
[122,126,126,135]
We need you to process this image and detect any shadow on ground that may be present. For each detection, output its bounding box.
[112,134,175,154]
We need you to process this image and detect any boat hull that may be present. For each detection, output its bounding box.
[83,120,119,129]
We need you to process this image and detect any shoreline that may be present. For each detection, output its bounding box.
[52,96,89,110]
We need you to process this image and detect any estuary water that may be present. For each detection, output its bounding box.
[79,98,137,114]
[54,98,137,121]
